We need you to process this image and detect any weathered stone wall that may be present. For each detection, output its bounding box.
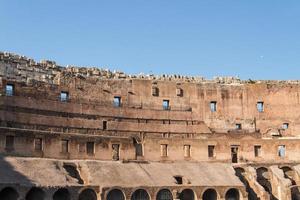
[2,52,300,199]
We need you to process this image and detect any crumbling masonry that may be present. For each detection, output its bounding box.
[1,52,300,200]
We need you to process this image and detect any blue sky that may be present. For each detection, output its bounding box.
[1,1,300,80]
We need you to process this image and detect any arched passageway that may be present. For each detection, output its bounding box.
[256,167,277,199]
[225,188,240,200]
[202,189,217,200]
[26,187,46,200]
[0,187,19,200]
[78,189,97,200]
[131,189,150,200]
[280,166,300,200]
[179,189,195,200]
[234,167,258,200]
[156,189,173,200]
[107,189,125,200]
[53,188,71,200]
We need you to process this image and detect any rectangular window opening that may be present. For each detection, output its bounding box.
[152,87,159,96]
[103,120,107,130]
[236,123,242,130]
[113,96,121,107]
[5,84,14,96]
[86,142,95,155]
[61,139,69,153]
[34,138,43,151]
[184,145,191,157]
[257,101,264,112]
[5,135,14,150]
[163,100,170,110]
[60,91,69,102]
[208,145,215,158]
[278,145,286,157]
[282,123,289,130]
[254,145,261,157]
[210,101,217,112]
[112,144,120,160]
[174,176,183,184]
[176,88,183,97]
[160,144,168,157]
[231,145,239,163]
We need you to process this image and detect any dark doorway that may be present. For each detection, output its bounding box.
[0,187,19,200]
[202,189,217,200]
[107,189,125,200]
[53,188,70,200]
[156,189,173,200]
[225,188,240,200]
[131,189,150,200]
[26,187,46,200]
[231,146,239,163]
[78,189,97,200]
[179,189,194,200]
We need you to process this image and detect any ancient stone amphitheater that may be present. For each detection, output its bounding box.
[0,52,299,200]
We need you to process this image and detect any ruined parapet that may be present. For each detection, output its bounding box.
[0,51,244,85]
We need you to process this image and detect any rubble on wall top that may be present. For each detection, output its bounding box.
[1,51,300,85]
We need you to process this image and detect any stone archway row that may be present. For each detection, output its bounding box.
[0,186,98,200]
[0,186,242,200]
[105,187,242,200]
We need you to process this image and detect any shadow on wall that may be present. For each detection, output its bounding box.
[0,155,34,200]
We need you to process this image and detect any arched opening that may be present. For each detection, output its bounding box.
[202,189,217,200]
[26,187,46,200]
[225,188,239,200]
[0,187,19,200]
[280,166,300,200]
[78,189,97,200]
[156,189,173,200]
[107,189,125,200]
[131,189,150,200]
[53,188,71,200]
[256,167,275,199]
[179,189,194,200]
[234,167,258,200]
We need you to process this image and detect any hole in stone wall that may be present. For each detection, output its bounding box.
[278,145,286,157]
[113,96,121,107]
[163,100,170,110]
[63,163,84,184]
[174,176,183,184]
[254,145,261,157]
[234,167,258,200]
[225,188,240,200]
[282,123,289,130]
[210,101,217,112]
[208,145,215,158]
[131,189,150,200]
[79,189,97,200]
[0,187,19,200]
[103,121,107,130]
[156,189,173,200]
[5,135,14,151]
[257,102,264,112]
[107,189,125,200]
[202,189,217,200]
[5,84,14,96]
[86,142,95,155]
[53,188,71,200]
[25,187,46,200]
[179,189,194,200]
[235,123,242,130]
[60,91,69,102]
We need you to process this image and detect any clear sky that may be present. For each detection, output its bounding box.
[1,1,300,80]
